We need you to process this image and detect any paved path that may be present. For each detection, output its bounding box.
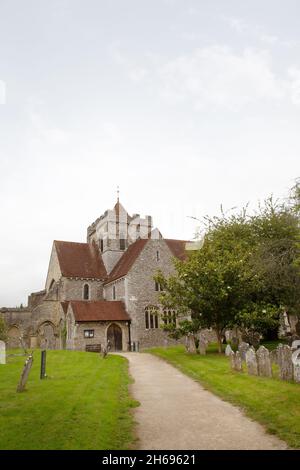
[120,352,287,450]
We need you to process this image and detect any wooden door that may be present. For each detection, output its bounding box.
[107,324,122,351]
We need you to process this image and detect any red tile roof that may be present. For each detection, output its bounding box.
[54,241,107,279]
[69,300,130,322]
[105,238,149,284]
[61,301,69,314]
[165,239,188,261]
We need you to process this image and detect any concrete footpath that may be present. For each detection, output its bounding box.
[120,352,288,450]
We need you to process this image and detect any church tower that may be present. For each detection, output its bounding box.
[87,198,153,273]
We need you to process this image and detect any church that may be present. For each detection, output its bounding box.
[0,199,188,351]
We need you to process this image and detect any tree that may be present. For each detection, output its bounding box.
[156,194,300,352]
[156,211,257,353]
[0,317,8,342]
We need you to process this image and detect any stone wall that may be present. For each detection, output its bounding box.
[104,278,126,302]
[61,278,103,301]
[125,239,180,349]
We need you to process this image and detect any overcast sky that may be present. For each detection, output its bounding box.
[0,0,300,306]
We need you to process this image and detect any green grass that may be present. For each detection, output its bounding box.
[0,350,138,450]
[147,345,300,449]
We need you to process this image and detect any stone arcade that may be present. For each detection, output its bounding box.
[0,200,188,352]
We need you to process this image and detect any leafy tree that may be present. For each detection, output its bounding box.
[156,194,300,352]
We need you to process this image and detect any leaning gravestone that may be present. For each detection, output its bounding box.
[256,345,272,378]
[0,340,6,365]
[238,342,250,361]
[225,344,233,356]
[17,354,34,392]
[292,349,300,384]
[278,344,293,381]
[245,346,258,376]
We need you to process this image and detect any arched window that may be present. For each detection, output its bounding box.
[145,306,159,329]
[83,284,90,300]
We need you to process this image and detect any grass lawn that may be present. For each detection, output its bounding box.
[0,350,137,450]
[147,345,300,449]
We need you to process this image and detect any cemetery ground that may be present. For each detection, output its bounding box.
[0,349,137,450]
[147,344,300,449]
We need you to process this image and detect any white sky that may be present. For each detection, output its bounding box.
[0,0,300,306]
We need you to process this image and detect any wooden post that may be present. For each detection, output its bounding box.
[17,354,34,392]
[40,350,47,379]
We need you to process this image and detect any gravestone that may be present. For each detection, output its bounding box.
[245,346,258,376]
[198,336,207,355]
[292,349,300,384]
[17,354,34,392]
[40,350,47,379]
[270,348,279,365]
[231,337,239,349]
[256,345,272,378]
[187,335,197,354]
[230,351,243,372]
[0,340,5,365]
[238,341,250,361]
[278,344,293,381]
[225,344,233,356]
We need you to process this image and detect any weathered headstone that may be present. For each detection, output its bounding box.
[225,344,233,356]
[198,336,207,355]
[40,350,47,379]
[270,348,279,365]
[245,346,258,376]
[278,344,293,381]
[292,349,300,384]
[0,340,6,365]
[17,354,34,392]
[238,341,250,361]
[187,334,197,353]
[230,351,243,372]
[256,345,272,378]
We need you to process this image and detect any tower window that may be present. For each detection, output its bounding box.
[83,284,90,300]
[155,281,163,292]
[120,238,126,250]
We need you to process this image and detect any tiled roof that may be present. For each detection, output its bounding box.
[54,241,107,279]
[69,300,130,322]
[165,239,188,261]
[105,238,149,284]
[60,301,69,314]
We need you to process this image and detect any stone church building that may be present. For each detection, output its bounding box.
[1,200,188,351]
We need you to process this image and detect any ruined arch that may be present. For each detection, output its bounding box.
[7,325,21,349]
[37,321,57,350]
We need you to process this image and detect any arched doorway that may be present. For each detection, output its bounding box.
[38,322,56,349]
[107,323,122,351]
